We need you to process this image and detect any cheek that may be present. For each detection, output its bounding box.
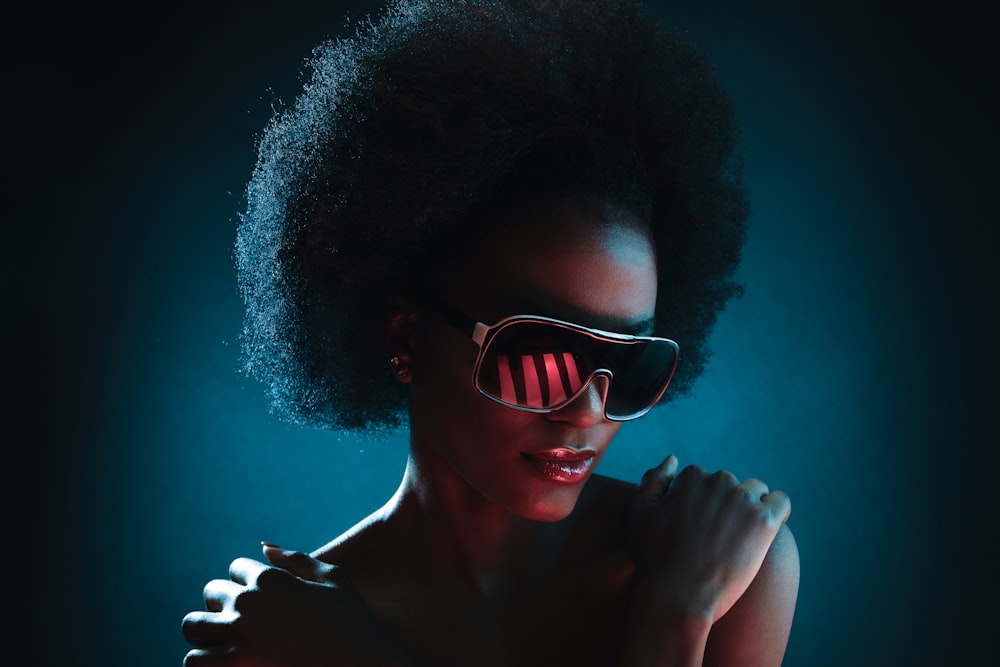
[408,326,535,445]
[408,326,477,416]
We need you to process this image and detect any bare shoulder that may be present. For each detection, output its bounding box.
[752,523,800,613]
[767,523,800,577]
[757,523,800,602]
[309,504,399,571]
[704,523,801,666]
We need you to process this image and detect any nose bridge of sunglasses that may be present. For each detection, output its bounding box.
[559,369,612,415]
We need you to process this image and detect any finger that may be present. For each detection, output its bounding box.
[263,544,336,583]
[228,557,268,585]
[184,646,235,667]
[709,468,740,487]
[760,489,792,523]
[673,462,705,484]
[203,578,242,612]
[636,455,678,504]
[181,610,235,648]
[740,477,770,500]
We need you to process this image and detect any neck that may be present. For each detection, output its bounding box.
[382,447,572,603]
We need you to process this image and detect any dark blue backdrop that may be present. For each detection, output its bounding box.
[8,1,995,665]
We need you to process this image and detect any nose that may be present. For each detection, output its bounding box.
[545,373,611,427]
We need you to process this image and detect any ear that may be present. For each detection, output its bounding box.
[385,301,420,384]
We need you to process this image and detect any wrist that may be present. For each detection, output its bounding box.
[630,571,718,623]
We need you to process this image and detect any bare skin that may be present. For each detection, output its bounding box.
[310,471,638,666]
[183,198,799,666]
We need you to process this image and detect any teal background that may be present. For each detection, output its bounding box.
[7,1,995,664]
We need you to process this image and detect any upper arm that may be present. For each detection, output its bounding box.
[703,523,801,667]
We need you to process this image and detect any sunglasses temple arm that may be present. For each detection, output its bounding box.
[432,299,486,345]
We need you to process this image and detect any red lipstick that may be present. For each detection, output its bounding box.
[523,447,597,484]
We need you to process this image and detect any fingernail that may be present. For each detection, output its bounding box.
[261,541,281,549]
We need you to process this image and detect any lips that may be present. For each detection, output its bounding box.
[522,447,597,484]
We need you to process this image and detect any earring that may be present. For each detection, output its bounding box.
[389,355,409,379]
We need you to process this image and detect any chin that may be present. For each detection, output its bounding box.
[517,486,585,522]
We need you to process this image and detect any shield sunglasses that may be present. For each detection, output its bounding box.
[433,301,680,421]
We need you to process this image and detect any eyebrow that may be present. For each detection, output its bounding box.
[496,297,657,336]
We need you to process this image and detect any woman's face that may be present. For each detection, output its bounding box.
[406,198,659,522]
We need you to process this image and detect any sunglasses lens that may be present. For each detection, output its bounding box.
[475,320,677,419]
[476,322,590,409]
[600,339,678,419]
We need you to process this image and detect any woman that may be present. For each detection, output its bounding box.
[182,1,799,665]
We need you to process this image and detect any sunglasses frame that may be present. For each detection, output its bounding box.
[433,301,679,421]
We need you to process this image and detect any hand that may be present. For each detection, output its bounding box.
[182,544,411,667]
[627,456,791,623]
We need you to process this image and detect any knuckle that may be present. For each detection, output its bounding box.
[227,557,251,580]
[184,649,209,667]
[180,613,201,639]
[203,577,227,597]
[734,483,759,503]
[677,464,704,481]
[254,564,291,588]
[710,469,738,486]
[767,491,792,520]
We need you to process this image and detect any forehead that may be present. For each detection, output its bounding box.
[438,198,658,331]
